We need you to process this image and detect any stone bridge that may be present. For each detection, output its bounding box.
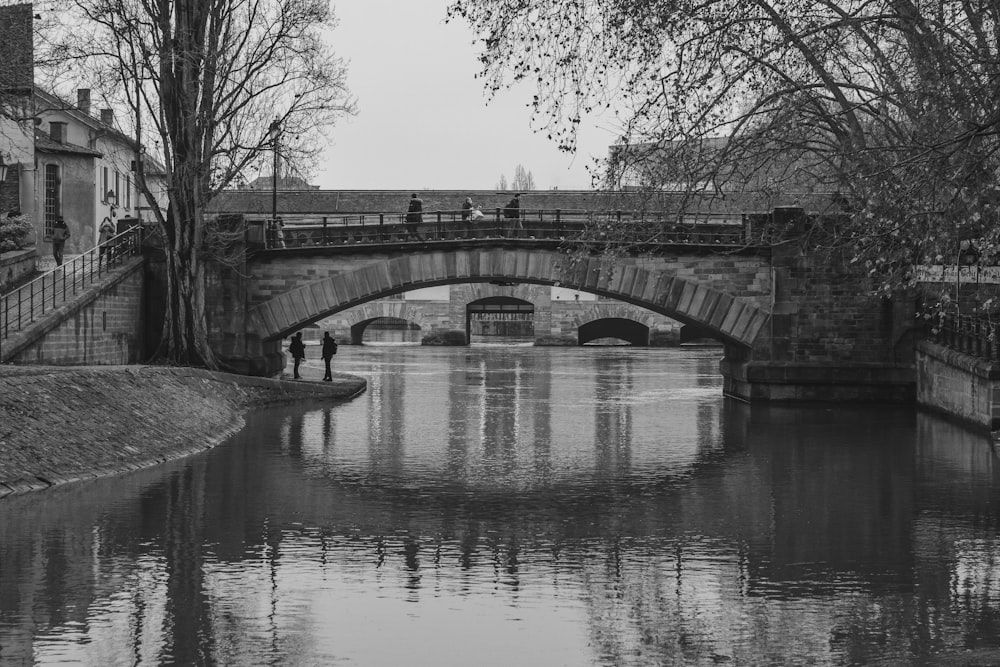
[245,246,770,348]
[205,208,917,402]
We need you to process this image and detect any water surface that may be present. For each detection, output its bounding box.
[2,347,1000,666]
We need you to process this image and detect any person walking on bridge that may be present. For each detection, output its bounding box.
[461,196,475,237]
[321,332,338,381]
[504,193,523,232]
[405,193,424,241]
[288,332,306,379]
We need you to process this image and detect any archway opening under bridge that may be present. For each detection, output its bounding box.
[467,297,535,345]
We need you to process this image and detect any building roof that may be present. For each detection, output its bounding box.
[34,88,136,149]
[34,127,102,157]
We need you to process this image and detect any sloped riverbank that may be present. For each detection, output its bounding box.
[0,365,366,497]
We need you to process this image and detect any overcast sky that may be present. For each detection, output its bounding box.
[310,0,619,191]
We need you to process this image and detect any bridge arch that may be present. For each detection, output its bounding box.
[579,318,650,346]
[343,302,427,344]
[247,248,769,349]
[573,303,658,345]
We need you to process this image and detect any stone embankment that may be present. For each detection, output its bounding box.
[0,365,366,498]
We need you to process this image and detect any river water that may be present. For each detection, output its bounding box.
[3,346,1000,666]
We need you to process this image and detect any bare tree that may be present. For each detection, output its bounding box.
[447,0,1000,303]
[496,173,508,191]
[44,0,355,367]
[511,164,535,191]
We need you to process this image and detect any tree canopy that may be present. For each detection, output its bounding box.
[41,0,355,366]
[448,0,1000,300]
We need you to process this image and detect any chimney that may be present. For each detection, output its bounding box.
[100,108,114,126]
[49,121,66,144]
[77,89,91,116]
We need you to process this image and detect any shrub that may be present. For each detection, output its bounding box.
[0,215,32,252]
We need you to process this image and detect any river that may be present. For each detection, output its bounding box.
[2,346,1000,666]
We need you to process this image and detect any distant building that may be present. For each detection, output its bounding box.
[245,174,319,191]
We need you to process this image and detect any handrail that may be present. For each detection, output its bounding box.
[246,209,750,228]
[1,225,143,349]
[927,312,1000,361]
[247,209,756,250]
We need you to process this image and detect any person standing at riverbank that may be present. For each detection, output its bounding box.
[288,332,306,379]
[321,332,338,381]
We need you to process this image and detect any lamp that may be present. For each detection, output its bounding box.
[106,189,117,207]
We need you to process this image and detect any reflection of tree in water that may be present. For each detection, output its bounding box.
[366,364,406,476]
[593,354,633,476]
[480,353,522,472]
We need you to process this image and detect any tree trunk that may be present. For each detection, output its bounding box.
[159,201,218,368]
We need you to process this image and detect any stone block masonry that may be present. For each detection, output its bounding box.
[3,258,146,365]
[916,340,1000,432]
[0,365,366,497]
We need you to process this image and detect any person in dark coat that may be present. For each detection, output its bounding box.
[51,217,71,266]
[503,193,522,231]
[288,331,306,379]
[461,196,475,237]
[405,193,424,241]
[321,331,338,381]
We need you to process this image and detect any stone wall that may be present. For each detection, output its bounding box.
[0,247,36,292]
[4,258,145,365]
[915,340,1000,432]
[766,209,914,365]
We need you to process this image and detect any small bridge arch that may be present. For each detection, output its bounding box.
[574,303,659,346]
[343,302,427,344]
[246,248,770,351]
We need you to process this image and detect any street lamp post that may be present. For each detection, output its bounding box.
[0,155,9,213]
[269,118,280,225]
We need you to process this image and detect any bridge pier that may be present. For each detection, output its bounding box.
[721,357,916,403]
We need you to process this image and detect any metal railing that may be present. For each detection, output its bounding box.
[1,225,143,347]
[927,313,1000,361]
[245,209,754,250]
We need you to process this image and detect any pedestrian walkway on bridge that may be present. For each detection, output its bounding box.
[247,209,760,250]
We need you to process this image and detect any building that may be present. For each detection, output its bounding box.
[0,4,36,229]
[32,88,163,256]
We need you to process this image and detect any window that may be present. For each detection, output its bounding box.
[101,166,108,202]
[125,176,131,209]
[114,171,120,204]
[44,164,59,239]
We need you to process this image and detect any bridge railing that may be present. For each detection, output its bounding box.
[245,209,752,249]
[926,313,1000,361]
[1,225,143,346]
